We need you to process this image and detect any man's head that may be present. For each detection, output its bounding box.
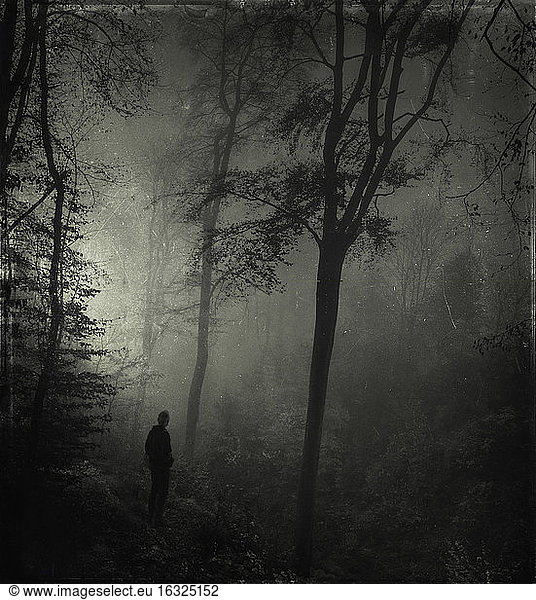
[158,410,170,427]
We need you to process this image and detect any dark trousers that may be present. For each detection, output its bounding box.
[148,468,170,525]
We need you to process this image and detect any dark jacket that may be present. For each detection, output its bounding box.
[145,425,174,471]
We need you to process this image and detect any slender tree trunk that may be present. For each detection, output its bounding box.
[132,203,159,443]
[295,245,345,576]
[183,205,214,462]
[1,0,40,416]
[28,4,64,464]
[0,0,19,448]
[1,25,39,444]
[0,187,12,437]
[182,116,234,462]
[0,180,11,415]
[131,309,154,442]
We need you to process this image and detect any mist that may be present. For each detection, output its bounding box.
[1,0,533,585]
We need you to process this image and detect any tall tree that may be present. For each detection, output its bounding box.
[233,0,475,575]
[131,154,183,443]
[28,0,64,462]
[386,199,452,338]
[0,0,40,444]
[2,0,154,462]
[178,1,290,461]
[293,0,473,574]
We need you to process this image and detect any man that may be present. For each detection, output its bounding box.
[145,410,174,527]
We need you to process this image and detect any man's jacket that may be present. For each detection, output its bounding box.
[145,425,174,471]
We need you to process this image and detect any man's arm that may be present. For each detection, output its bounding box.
[145,430,153,456]
[166,431,174,467]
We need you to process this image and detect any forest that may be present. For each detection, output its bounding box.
[0,0,534,584]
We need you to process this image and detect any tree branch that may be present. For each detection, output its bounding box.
[227,189,322,246]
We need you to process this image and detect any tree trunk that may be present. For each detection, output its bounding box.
[131,202,159,444]
[182,115,234,462]
[131,312,153,444]
[0,189,12,437]
[183,206,214,462]
[0,0,19,453]
[295,245,345,576]
[0,233,13,461]
[28,4,64,465]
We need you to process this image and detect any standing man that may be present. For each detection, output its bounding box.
[145,410,174,527]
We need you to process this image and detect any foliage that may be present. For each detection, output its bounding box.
[6,457,298,582]
[9,180,115,463]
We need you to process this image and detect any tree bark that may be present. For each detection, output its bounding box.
[295,244,345,576]
[131,298,154,442]
[1,0,38,447]
[182,110,235,461]
[131,202,159,443]
[183,204,215,462]
[28,3,65,464]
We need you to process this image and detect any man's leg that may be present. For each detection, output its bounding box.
[148,470,158,525]
[155,469,170,525]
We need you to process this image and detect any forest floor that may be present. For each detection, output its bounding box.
[3,449,533,583]
[4,458,299,583]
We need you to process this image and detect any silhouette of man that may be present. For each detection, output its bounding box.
[145,410,174,526]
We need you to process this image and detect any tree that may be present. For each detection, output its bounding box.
[177,1,291,461]
[1,0,41,447]
[27,0,67,463]
[1,0,152,417]
[233,0,475,575]
[12,187,115,463]
[0,0,153,463]
[451,0,533,257]
[387,199,450,338]
[131,149,184,444]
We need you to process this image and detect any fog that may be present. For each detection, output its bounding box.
[1,0,532,584]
